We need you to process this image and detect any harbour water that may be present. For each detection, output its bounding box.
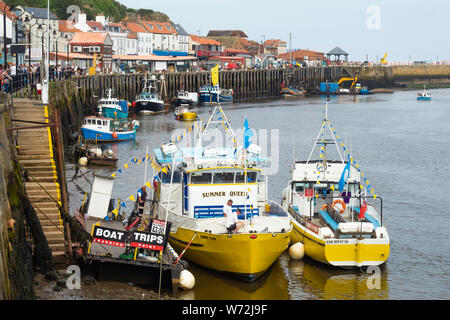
[66,88,450,300]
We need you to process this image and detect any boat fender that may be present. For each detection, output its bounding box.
[332,199,346,214]
[321,204,328,211]
[289,242,305,260]
[112,132,118,139]
[179,269,195,290]
[78,157,88,166]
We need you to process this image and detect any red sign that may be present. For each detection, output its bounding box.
[306,221,319,234]
[305,189,314,197]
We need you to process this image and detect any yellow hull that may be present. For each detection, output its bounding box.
[169,227,291,281]
[291,221,389,267]
[177,112,197,121]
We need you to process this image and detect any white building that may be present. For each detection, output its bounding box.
[126,22,151,55]
[142,20,177,55]
[16,6,59,63]
[173,24,189,55]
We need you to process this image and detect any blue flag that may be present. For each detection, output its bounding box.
[338,161,351,192]
[243,117,253,149]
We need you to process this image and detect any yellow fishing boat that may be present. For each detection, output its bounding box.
[174,106,198,121]
[281,103,389,268]
[153,103,292,281]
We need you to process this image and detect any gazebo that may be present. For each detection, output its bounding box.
[326,47,349,62]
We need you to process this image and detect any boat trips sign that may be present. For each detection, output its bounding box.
[92,219,171,252]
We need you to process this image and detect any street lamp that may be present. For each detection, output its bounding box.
[52,30,61,67]
[64,34,70,69]
[23,16,38,67]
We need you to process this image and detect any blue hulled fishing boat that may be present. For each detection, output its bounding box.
[97,89,130,119]
[199,85,234,104]
[81,116,139,142]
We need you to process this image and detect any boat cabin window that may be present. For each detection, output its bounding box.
[293,182,314,194]
[190,172,212,184]
[97,120,102,125]
[212,172,235,184]
[160,169,181,183]
[235,171,257,183]
[103,121,107,126]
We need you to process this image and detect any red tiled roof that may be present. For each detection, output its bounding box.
[143,21,177,35]
[224,48,250,55]
[70,32,110,45]
[278,49,325,61]
[86,21,104,31]
[264,39,287,47]
[126,22,148,33]
[190,35,221,46]
[0,1,16,19]
[59,20,81,33]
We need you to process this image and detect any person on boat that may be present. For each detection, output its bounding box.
[123,185,147,226]
[223,200,244,234]
[137,185,147,215]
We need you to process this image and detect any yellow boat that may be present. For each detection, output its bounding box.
[281,103,390,268]
[154,104,292,281]
[174,106,198,121]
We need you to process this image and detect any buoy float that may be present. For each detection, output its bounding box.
[78,157,88,166]
[289,242,305,260]
[112,132,118,139]
[179,269,195,290]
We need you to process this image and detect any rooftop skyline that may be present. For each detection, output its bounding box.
[121,0,450,62]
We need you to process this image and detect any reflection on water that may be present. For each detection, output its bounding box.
[66,89,450,299]
[176,257,290,300]
[283,256,389,300]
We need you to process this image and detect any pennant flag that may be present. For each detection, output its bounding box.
[118,169,122,173]
[120,202,127,209]
[243,117,253,149]
[211,64,219,86]
[145,181,152,189]
[124,163,128,169]
[330,185,335,191]
[154,174,161,182]
[338,161,351,192]
[128,194,135,202]
[162,167,168,174]
[111,173,116,178]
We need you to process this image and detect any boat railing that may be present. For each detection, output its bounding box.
[265,200,289,217]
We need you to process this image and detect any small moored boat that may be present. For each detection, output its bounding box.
[97,89,130,119]
[133,75,166,114]
[152,104,292,282]
[174,106,198,121]
[199,85,233,104]
[281,103,389,268]
[81,116,139,142]
[173,90,198,107]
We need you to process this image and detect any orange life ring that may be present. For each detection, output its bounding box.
[321,204,328,211]
[332,199,346,214]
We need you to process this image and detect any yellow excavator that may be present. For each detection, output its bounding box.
[89,53,103,75]
[380,52,388,64]
[337,75,358,91]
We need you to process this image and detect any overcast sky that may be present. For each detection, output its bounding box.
[121,0,449,62]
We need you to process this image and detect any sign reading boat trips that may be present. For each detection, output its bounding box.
[130,219,171,251]
[92,226,126,247]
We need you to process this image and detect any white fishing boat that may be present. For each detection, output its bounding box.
[417,85,431,101]
[281,103,390,268]
[151,103,292,282]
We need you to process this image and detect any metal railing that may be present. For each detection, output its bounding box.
[2,70,77,93]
